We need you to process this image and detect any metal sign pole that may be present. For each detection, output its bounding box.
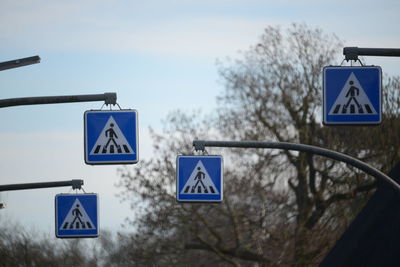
[0,56,41,71]
[0,179,84,192]
[0,92,117,108]
[193,140,400,194]
[343,47,400,61]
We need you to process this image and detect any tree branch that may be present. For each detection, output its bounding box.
[188,236,241,267]
[185,243,271,264]
[326,181,377,206]
[305,181,377,229]
[225,201,241,249]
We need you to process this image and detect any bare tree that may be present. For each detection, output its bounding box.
[216,23,400,265]
[116,24,400,266]
[0,220,103,267]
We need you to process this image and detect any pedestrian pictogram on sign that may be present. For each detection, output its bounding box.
[85,110,138,165]
[176,155,223,202]
[180,160,220,195]
[328,73,377,115]
[323,66,381,125]
[90,116,134,155]
[60,198,95,230]
[55,193,99,238]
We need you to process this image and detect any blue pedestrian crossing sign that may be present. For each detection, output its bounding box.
[55,193,99,238]
[176,155,223,202]
[323,66,382,125]
[84,110,138,164]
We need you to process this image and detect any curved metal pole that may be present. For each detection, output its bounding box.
[193,140,400,193]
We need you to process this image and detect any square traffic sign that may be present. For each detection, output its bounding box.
[84,110,138,164]
[55,193,99,238]
[176,155,223,203]
[323,66,382,125]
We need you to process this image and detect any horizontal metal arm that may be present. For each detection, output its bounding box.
[0,56,41,71]
[0,92,117,108]
[344,47,400,61]
[0,179,84,192]
[193,140,400,194]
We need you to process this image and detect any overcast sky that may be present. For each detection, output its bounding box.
[1,0,399,237]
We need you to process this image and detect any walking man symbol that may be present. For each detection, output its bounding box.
[90,116,133,155]
[192,167,208,193]
[71,204,84,228]
[102,123,121,153]
[343,80,362,113]
[62,204,93,229]
[329,75,376,116]
[181,161,219,195]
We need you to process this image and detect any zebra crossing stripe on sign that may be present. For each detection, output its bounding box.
[60,198,95,230]
[180,160,219,195]
[328,72,377,115]
[90,116,134,155]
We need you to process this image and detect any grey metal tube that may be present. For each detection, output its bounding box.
[0,179,84,192]
[0,92,117,108]
[0,56,41,71]
[193,140,400,193]
[344,47,400,61]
